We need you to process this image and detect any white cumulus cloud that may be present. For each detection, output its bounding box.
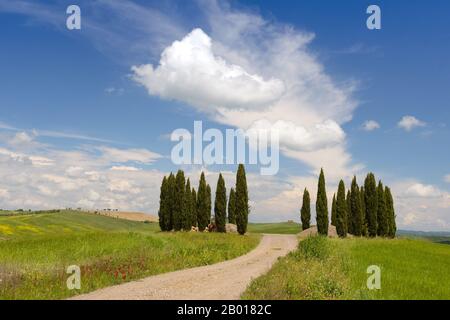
[398,115,426,131]
[362,120,380,131]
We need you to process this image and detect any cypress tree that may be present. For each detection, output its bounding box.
[385,186,396,238]
[228,188,236,224]
[316,168,329,235]
[173,170,186,231]
[191,188,197,228]
[364,173,378,237]
[182,178,192,231]
[235,164,249,235]
[336,180,348,238]
[331,194,337,226]
[214,173,227,232]
[300,188,311,230]
[206,184,212,225]
[377,181,388,237]
[360,186,367,236]
[346,190,352,234]
[197,172,209,231]
[167,173,176,231]
[158,176,168,231]
[350,176,364,236]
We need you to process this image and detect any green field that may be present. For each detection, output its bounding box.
[247,222,301,234]
[243,236,450,300]
[0,211,260,299]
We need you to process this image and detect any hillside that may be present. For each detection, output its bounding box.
[243,236,450,300]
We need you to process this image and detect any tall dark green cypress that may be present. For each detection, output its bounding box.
[336,180,348,238]
[235,164,249,235]
[206,184,212,225]
[350,176,364,236]
[346,190,352,234]
[158,176,168,231]
[167,173,175,231]
[182,178,192,231]
[331,194,337,226]
[364,173,378,237]
[191,188,197,228]
[360,186,367,236]
[377,181,388,237]
[197,172,209,231]
[214,173,227,232]
[173,170,185,231]
[300,188,311,230]
[228,188,236,224]
[385,186,396,238]
[315,168,329,236]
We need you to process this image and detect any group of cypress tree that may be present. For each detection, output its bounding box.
[300,169,396,238]
[158,164,249,235]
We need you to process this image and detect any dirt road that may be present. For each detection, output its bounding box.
[71,234,298,300]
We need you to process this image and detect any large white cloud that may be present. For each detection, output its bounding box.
[132,28,286,111]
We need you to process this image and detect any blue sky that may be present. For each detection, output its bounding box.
[0,0,449,231]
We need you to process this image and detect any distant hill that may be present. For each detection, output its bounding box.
[91,210,158,222]
[397,229,450,245]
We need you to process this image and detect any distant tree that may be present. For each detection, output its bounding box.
[331,194,337,226]
[214,173,227,232]
[182,178,192,230]
[158,176,168,231]
[360,186,367,236]
[377,181,388,237]
[173,170,186,231]
[235,164,249,235]
[167,173,176,231]
[316,168,329,236]
[364,173,378,237]
[350,176,364,236]
[206,184,212,225]
[301,188,311,230]
[197,172,209,231]
[228,188,236,224]
[385,186,396,238]
[346,190,352,234]
[336,180,348,238]
[191,188,197,228]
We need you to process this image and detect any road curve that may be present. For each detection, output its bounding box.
[71,234,298,300]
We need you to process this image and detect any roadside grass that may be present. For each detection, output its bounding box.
[0,211,260,300]
[242,236,450,300]
[248,222,301,234]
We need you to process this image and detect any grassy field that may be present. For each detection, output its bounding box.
[0,210,260,299]
[242,236,450,300]
[247,222,301,234]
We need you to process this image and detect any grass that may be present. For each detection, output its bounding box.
[242,236,450,300]
[0,210,260,299]
[247,222,301,234]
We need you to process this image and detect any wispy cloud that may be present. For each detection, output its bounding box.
[398,115,426,131]
[361,120,380,131]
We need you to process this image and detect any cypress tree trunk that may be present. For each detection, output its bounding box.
[173,170,185,231]
[228,188,236,224]
[385,186,396,238]
[214,173,227,232]
[158,176,168,231]
[197,172,209,231]
[167,173,176,231]
[364,173,378,237]
[300,188,311,230]
[350,176,363,236]
[377,181,388,237]
[331,194,337,226]
[316,168,329,236]
[235,164,249,235]
[191,188,197,228]
[336,180,347,238]
[182,178,192,231]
